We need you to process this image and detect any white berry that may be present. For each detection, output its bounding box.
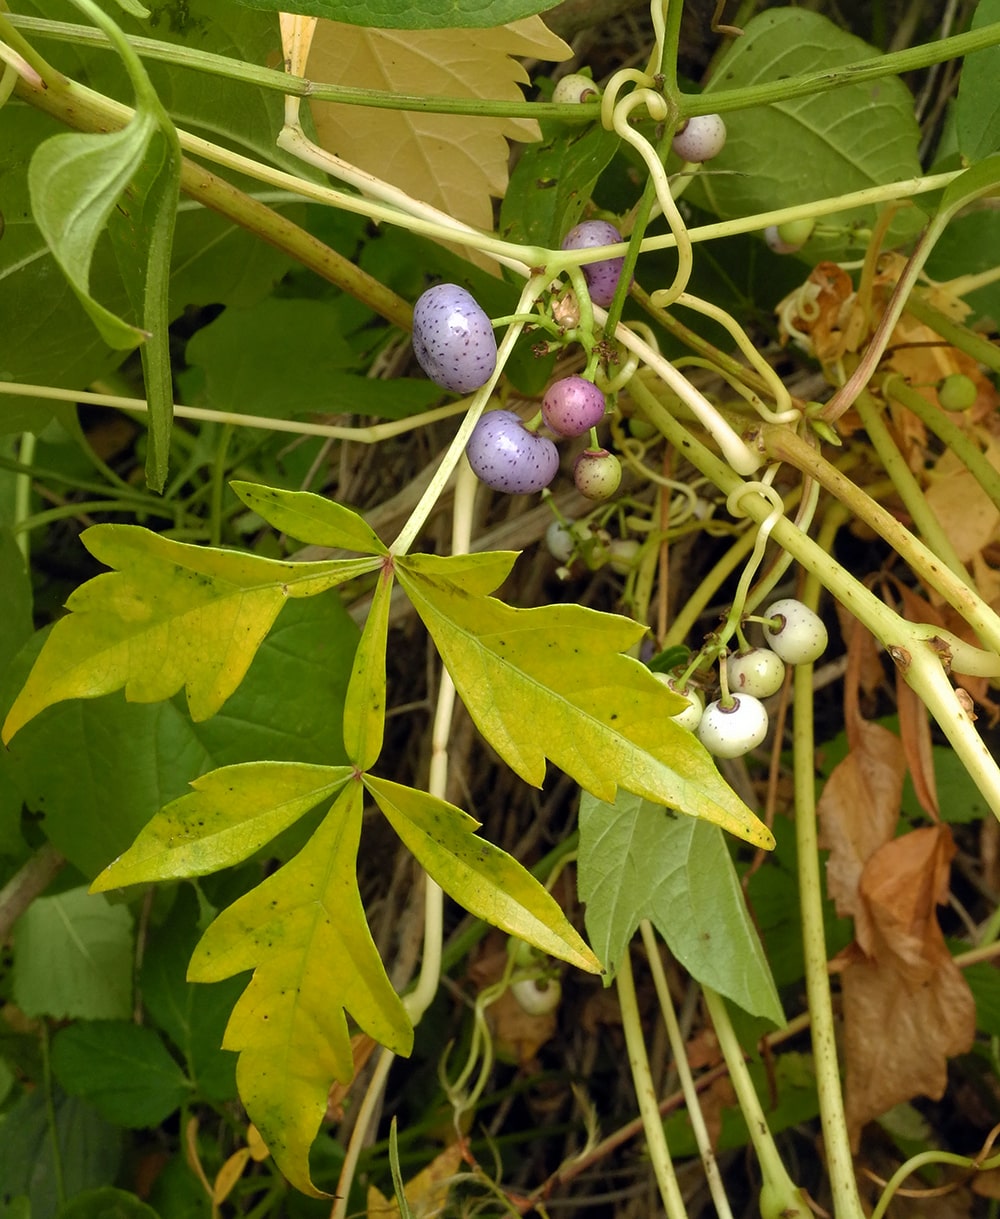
[726,648,786,699]
[552,73,600,104]
[763,598,828,665]
[511,975,561,1016]
[672,114,727,163]
[655,673,704,732]
[697,695,769,759]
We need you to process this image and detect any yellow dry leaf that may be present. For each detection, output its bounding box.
[366,1143,464,1219]
[924,439,1000,563]
[307,18,570,269]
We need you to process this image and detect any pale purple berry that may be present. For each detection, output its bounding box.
[541,376,606,438]
[467,410,559,495]
[412,283,497,393]
[561,220,629,307]
[671,114,727,163]
[573,448,621,501]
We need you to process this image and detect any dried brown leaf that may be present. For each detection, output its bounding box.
[307,19,570,269]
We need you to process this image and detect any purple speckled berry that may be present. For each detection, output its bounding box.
[467,410,560,494]
[561,220,629,308]
[671,114,727,163]
[541,376,607,438]
[573,448,621,501]
[412,283,497,393]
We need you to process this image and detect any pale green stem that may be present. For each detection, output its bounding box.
[701,987,807,1217]
[762,425,1000,657]
[616,949,689,1219]
[884,376,1000,515]
[391,277,546,556]
[330,1048,396,1219]
[871,1146,1000,1219]
[792,545,866,1219]
[638,922,734,1219]
[0,381,468,444]
[853,390,970,580]
[13,432,36,563]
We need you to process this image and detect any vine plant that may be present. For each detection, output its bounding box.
[1,0,1000,1214]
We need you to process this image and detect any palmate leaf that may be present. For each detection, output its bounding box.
[366,775,600,972]
[231,481,389,553]
[188,781,412,1197]
[396,562,773,849]
[2,526,379,740]
[342,569,393,770]
[91,762,352,890]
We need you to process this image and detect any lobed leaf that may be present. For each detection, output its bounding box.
[188,782,412,1196]
[91,761,351,890]
[2,525,378,740]
[398,550,519,595]
[231,480,388,553]
[342,569,393,770]
[396,567,773,848]
[578,791,784,1024]
[366,775,600,972]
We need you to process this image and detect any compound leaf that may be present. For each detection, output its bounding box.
[231,481,389,553]
[342,569,392,770]
[396,566,773,848]
[91,761,351,891]
[578,790,783,1024]
[366,775,600,972]
[188,782,412,1196]
[2,526,379,739]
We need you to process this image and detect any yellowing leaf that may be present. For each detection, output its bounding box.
[307,18,570,266]
[189,782,413,1197]
[367,1143,464,1219]
[231,481,389,554]
[91,761,351,891]
[395,565,774,849]
[342,568,393,770]
[366,775,600,973]
[2,525,379,739]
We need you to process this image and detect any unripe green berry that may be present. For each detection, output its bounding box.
[574,449,622,501]
[776,218,815,248]
[938,373,978,412]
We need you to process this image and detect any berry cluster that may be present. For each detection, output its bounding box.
[663,599,828,760]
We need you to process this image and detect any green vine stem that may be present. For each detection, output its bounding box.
[615,948,689,1219]
[633,398,1000,820]
[638,921,734,1219]
[700,987,808,1218]
[871,1144,1000,1219]
[853,390,970,580]
[903,293,1000,376]
[792,516,866,1219]
[7,12,999,123]
[762,425,1000,655]
[884,376,1000,514]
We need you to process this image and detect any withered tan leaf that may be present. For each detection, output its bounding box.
[307,19,570,268]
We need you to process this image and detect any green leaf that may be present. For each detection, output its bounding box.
[107,125,182,491]
[366,775,600,972]
[12,887,133,1020]
[2,525,377,739]
[140,890,242,1103]
[398,550,519,596]
[0,1088,123,1219]
[396,566,773,848]
[226,0,562,29]
[501,122,621,248]
[924,209,1000,326]
[91,762,351,890]
[578,791,783,1024]
[57,1187,161,1219]
[230,481,389,553]
[28,117,153,349]
[2,592,359,878]
[956,0,1000,160]
[696,9,924,246]
[51,1022,190,1128]
[342,569,392,769]
[188,782,412,1197]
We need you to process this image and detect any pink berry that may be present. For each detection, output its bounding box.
[412,283,497,393]
[466,410,559,494]
[573,448,621,501]
[541,376,606,438]
[561,220,629,307]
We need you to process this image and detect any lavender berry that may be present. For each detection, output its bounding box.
[467,410,559,494]
[541,376,607,438]
[561,220,628,307]
[412,283,497,394]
